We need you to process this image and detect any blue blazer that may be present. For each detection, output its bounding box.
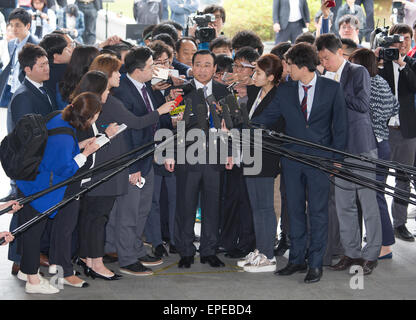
[252,76,348,161]
[112,75,161,176]
[339,61,376,154]
[8,78,55,130]
[16,113,80,218]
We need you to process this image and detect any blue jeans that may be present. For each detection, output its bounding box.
[245,177,277,259]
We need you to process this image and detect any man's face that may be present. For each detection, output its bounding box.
[232,58,255,77]
[339,23,359,43]
[318,48,344,72]
[286,59,304,81]
[192,53,216,84]
[391,32,412,56]
[177,40,197,67]
[208,10,224,36]
[9,18,30,40]
[212,46,232,57]
[137,56,154,83]
[26,55,50,83]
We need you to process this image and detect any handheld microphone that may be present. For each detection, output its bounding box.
[173,95,183,107]
[218,97,234,129]
[205,94,222,129]
[194,103,209,131]
[183,98,192,123]
[239,102,250,126]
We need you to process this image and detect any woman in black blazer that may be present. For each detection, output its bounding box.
[238,54,285,273]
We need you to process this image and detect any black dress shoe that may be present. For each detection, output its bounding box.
[0,192,17,202]
[304,267,323,283]
[394,225,415,242]
[169,244,178,254]
[274,233,290,257]
[275,262,307,276]
[361,260,378,275]
[224,249,247,259]
[178,256,194,268]
[329,256,363,271]
[216,246,227,254]
[154,244,169,258]
[200,255,225,267]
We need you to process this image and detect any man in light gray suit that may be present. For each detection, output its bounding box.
[273,0,310,44]
[316,34,382,276]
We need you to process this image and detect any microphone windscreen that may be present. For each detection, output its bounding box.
[194,103,209,131]
[222,103,234,129]
[239,102,250,126]
[206,94,221,129]
[183,98,192,123]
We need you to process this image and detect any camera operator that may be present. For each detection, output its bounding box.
[30,0,56,40]
[376,23,416,242]
[202,4,225,38]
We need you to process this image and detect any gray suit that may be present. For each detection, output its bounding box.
[334,61,382,261]
[273,0,310,43]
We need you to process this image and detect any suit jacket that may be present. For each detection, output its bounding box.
[172,58,191,78]
[252,76,348,162]
[44,63,67,110]
[339,61,376,154]
[0,35,39,104]
[112,75,162,176]
[9,78,55,129]
[378,60,416,139]
[273,0,310,30]
[245,85,284,177]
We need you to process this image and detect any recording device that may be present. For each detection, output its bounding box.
[183,98,192,123]
[33,10,42,27]
[205,94,222,129]
[189,12,216,43]
[370,22,403,61]
[392,1,405,24]
[218,97,234,129]
[194,103,209,131]
[225,94,249,127]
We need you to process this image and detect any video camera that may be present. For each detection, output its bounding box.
[370,25,403,61]
[391,1,405,24]
[192,12,216,43]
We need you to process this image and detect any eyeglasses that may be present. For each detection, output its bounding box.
[154,59,171,67]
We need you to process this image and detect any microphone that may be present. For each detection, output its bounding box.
[225,94,247,126]
[205,94,221,129]
[183,98,192,123]
[218,97,233,129]
[239,102,250,126]
[194,103,209,131]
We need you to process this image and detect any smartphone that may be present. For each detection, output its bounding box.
[325,0,336,8]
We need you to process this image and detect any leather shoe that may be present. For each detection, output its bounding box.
[169,244,178,254]
[200,255,225,267]
[329,256,363,271]
[361,259,377,275]
[394,225,415,242]
[154,244,169,258]
[39,253,50,267]
[275,262,307,276]
[178,256,194,268]
[304,267,322,283]
[274,233,290,257]
[11,262,20,276]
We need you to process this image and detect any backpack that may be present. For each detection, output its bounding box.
[0,111,75,181]
[133,0,162,25]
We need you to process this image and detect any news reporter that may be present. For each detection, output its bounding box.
[16,92,102,294]
[30,0,56,39]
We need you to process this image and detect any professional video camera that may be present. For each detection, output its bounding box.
[370,24,403,61]
[391,1,405,24]
[191,12,216,43]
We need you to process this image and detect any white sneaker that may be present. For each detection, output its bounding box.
[48,264,57,274]
[17,270,43,282]
[237,249,260,267]
[243,254,276,273]
[25,278,60,294]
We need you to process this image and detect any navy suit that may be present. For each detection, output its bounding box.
[253,76,348,268]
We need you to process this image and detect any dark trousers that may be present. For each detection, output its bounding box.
[279,173,289,235]
[282,159,329,268]
[376,140,395,246]
[175,165,221,257]
[245,176,277,259]
[220,166,255,254]
[8,212,20,264]
[77,2,98,45]
[48,182,81,277]
[144,174,176,247]
[275,20,304,44]
[355,0,374,42]
[78,195,116,259]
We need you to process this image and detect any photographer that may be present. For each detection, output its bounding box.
[30,0,56,40]
[376,23,416,242]
[202,4,225,38]
[56,4,85,44]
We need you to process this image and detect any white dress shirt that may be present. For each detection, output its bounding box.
[388,62,405,127]
[289,0,302,22]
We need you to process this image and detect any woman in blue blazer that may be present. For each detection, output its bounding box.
[16,92,103,294]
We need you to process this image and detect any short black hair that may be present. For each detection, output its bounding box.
[215,54,233,73]
[102,42,132,60]
[18,43,48,70]
[285,43,319,72]
[152,23,179,42]
[65,4,79,17]
[270,42,292,60]
[142,24,156,41]
[390,23,413,38]
[124,46,154,74]
[341,38,358,50]
[149,40,173,60]
[176,36,198,53]
[315,33,342,54]
[295,32,315,45]
[152,33,175,50]
[203,5,226,23]
[39,33,68,64]
[162,20,183,32]
[192,50,216,66]
[338,14,360,30]
[209,36,232,52]
[232,30,264,55]
[9,7,31,26]
[234,46,260,63]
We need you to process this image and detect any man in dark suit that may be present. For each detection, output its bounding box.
[75,0,102,45]
[316,33,381,276]
[377,24,416,242]
[165,50,234,269]
[273,0,310,44]
[253,43,348,283]
[111,46,168,276]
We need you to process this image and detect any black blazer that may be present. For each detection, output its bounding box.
[9,78,55,129]
[378,60,416,139]
[44,63,67,110]
[245,85,284,177]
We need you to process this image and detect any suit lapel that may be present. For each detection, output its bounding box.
[24,78,50,106]
[340,61,350,89]
[125,76,147,112]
